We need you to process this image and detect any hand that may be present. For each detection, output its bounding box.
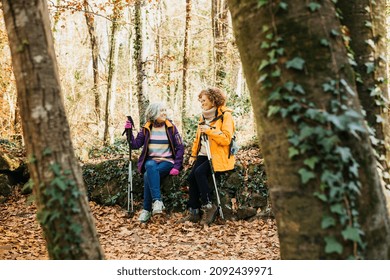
[169,168,179,176]
[199,125,210,134]
[124,120,132,129]
[188,157,195,166]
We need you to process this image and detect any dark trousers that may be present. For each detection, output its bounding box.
[187,156,213,209]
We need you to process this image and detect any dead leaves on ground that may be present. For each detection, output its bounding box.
[0,192,280,260]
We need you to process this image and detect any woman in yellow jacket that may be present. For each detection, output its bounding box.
[181,87,235,225]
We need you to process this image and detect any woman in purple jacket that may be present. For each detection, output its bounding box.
[125,103,184,222]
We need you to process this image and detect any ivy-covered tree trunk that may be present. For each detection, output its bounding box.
[212,0,229,87]
[134,0,149,126]
[83,0,101,121]
[181,0,191,128]
[228,0,390,259]
[336,0,390,185]
[2,0,104,259]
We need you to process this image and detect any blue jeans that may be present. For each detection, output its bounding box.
[143,160,173,211]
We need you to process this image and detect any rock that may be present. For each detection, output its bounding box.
[0,174,12,199]
[251,193,268,208]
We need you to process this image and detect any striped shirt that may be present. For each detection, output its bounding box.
[148,126,174,163]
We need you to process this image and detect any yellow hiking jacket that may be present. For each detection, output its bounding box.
[191,106,235,172]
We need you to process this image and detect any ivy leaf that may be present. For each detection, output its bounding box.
[43,147,52,156]
[365,62,375,74]
[259,59,270,71]
[50,163,62,176]
[276,47,285,55]
[365,20,372,28]
[271,69,281,77]
[330,29,340,37]
[51,177,68,191]
[257,73,268,84]
[314,192,327,202]
[284,81,295,91]
[342,226,362,242]
[320,39,330,47]
[298,168,316,184]
[304,156,319,169]
[288,147,299,158]
[349,161,360,177]
[324,236,343,254]
[294,84,305,94]
[268,89,282,101]
[261,42,270,49]
[267,105,280,117]
[258,0,268,8]
[286,57,305,70]
[321,215,336,229]
[330,203,344,215]
[308,2,321,12]
[340,79,356,96]
[279,2,288,10]
[335,146,352,163]
[365,39,375,49]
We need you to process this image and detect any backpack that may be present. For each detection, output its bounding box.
[207,110,239,158]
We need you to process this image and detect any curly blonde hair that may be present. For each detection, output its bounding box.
[198,87,226,107]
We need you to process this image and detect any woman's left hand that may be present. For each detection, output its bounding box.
[199,125,210,133]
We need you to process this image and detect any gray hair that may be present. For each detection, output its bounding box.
[145,102,167,121]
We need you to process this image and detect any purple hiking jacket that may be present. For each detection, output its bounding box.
[129,119,184,174]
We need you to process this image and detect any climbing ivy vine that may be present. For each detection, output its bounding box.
[36,148,83,259]
[258,0,367,258]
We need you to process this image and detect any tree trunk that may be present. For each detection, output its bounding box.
[228,0,390,259]
[212,0,229,87]
[134,0,149,126]
[181,0,191,127]
[336,0,390,185]
[103,0,121,146]
[83,0,101,121]
[2,0,104,259]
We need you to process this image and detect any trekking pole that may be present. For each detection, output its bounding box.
[123,116,135,217]
[202,133,224,219]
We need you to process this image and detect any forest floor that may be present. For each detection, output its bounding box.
[0,191,280,260]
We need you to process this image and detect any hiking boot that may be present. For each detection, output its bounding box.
[200,203,218,226]
[178,208,200,223]
[138,210,151,223]
[152,200,165,215]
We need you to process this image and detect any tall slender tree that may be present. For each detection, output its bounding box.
[134,0,149,126]
[228,0,390,259]
[83,0,101,121]
[212,0,229,87]
[103,0,122,146]
[2,0,104,259]
[181,0,191,127]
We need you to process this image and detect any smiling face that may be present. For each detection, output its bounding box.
[199,94,214,110]
[155,108,167,123]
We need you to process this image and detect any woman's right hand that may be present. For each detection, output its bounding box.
[189,157,195,166]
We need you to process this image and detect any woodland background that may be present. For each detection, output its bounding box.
[1,0,390,260]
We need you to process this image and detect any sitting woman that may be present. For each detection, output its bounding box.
[181,87,235,225]
[125,102,184,222]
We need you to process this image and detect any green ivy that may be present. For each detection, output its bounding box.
[36,150,83,259]
[259,2,367,258]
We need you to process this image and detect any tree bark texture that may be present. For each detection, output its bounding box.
[212,0,229,87]
[228,0,390,259]
[134,0,149,126]
[2,0,104,259]
[337,0,390,181]
[83,0,101,120]
[182,0,191,122]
